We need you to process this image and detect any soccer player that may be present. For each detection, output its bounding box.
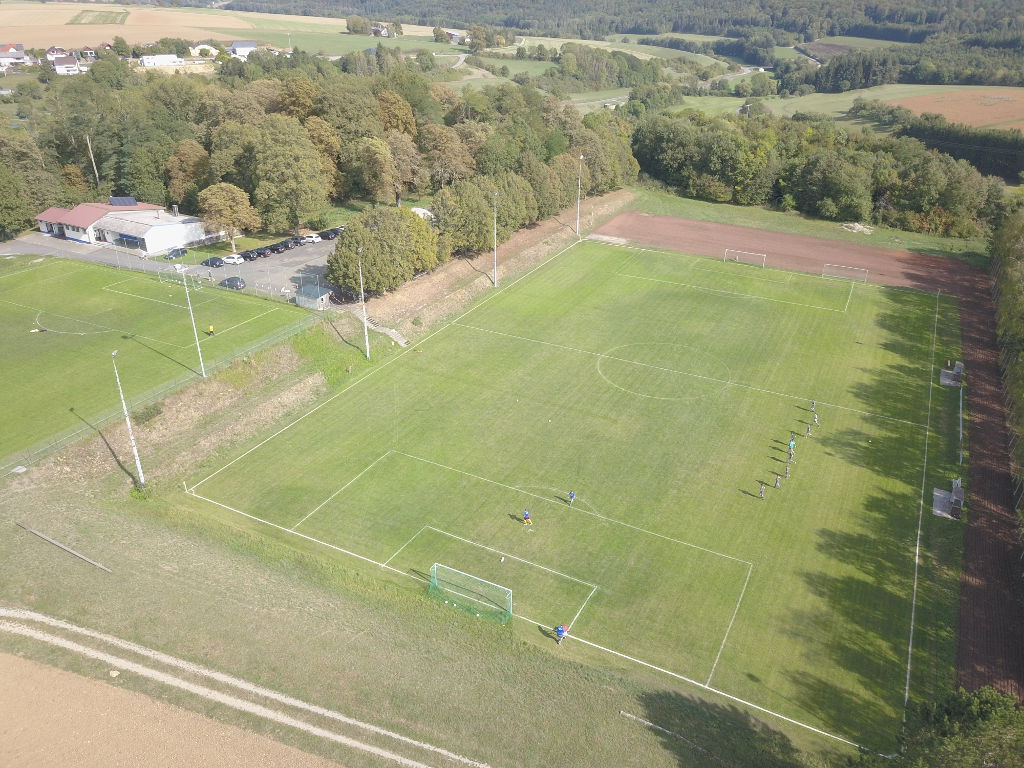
[789,438,796,451]
[785,463,790,479]
[556,624,568,644]
[810,399,816,413]
[759,482,766,499]
[523,510,532,525]
[806,424,812,436]
[774,474,781,489]
[207,324,215,336]
[813,412,819,426]
[568,491,575,506]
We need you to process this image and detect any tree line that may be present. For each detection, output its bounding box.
[633,110,1007,237]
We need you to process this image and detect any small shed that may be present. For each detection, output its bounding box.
[295,283,331,311]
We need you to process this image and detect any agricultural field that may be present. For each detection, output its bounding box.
[0,1,462,53]
[0,254,311,471]
[801,35,919,61]
[186,236,963,753]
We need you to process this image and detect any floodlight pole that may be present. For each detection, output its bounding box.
[182,277,206,378]
[575,153,584,237]
[492,191,498,288]
[111,350,145,487]
[358,248,370,360]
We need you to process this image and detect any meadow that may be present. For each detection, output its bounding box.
[187,237,963,752]
[0,255,311,470]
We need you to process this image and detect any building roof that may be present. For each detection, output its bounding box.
[0,44,25,53]
[53,56,79,67]
[232,41,257,48]
[35,202,163,228]
[94,209,201,237]
[296,283,331,298]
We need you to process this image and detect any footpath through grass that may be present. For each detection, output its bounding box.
[189,238,962,752]
[0,255,310,469]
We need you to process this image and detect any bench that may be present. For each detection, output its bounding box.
[951,481,964,519]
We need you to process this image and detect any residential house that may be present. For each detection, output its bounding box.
[140,54,183,67]
[0,44,31,67]
[52,55,84,75]
[35,199,214,255]
[444,30,468,44]
[80,48,97,61]
[45,46,68,62]
[370,23,390,37]
[229,41,258,60]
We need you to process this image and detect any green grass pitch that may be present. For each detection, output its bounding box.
[0,255,310,468]
[67,10,129,25]
[188,239,962,752]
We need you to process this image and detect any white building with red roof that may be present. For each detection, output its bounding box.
[35,199,213,255]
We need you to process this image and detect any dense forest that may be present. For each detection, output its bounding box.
[195,0,1024,41]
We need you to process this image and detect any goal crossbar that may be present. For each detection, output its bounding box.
[428,563,512,624]
[822,264,869,282]
[724,249,767,268]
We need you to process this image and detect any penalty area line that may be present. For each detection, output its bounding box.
[292,451,392,530]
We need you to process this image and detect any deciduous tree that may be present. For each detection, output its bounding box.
[198,182,261,252]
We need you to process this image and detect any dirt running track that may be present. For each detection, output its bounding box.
[596,211,1024,699]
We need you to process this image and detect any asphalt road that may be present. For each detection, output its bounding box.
[0,233,336,299]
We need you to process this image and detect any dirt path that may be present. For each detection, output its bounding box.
[595,211,1024,699]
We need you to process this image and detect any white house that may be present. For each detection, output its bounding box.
[230,41,258,60]
[0,44,31,67]
[45,46,68,62]
[52,55,84,75]
[35,200,214,255]
[371,23,390,37]
[140,54,184,67]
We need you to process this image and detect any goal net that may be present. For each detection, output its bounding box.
[822,264,869,282]
[724,249,767,268]
[158,270,202,290]
[428,563,512,624]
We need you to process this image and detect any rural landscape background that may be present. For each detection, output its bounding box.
[1,0,1023,766]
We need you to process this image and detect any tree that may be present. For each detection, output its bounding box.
[386,130,425,206]
[325,206,439,297]
[378,90,416,137]
[304,116,344,200]
[388,22,403,37]
[165,138,210,210]
[198,182,261,252]
[346,15,371,35]
[282,76,319,120]
[111,36,131,58]
[0,163,33,240]
[352,137,398,205]
[419,124,474,189]
[432,26,447,43]
[251,115,329,232]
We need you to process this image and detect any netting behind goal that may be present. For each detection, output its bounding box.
[724,249,767,268]
[428,563,512,624]
[158,270,202,289]
[822,264,869,282]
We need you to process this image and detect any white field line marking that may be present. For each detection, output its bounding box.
[0,621,455,768]
[562,629,868,751]
[905,291,940,705]
[185,489,862,752]
[103,285,189,309]
[291,451,392,530]
[201,306,280,341]
[0,263,53,281]
[453,322,927,429]
[692,263,791,284]
[619,711,733,767]
[424,526,597,586]
[706,563,753,687]
[843,280,856,313]
[188,488,406,573]
[0,608,492,768]
[395,451,750,565]
[189,240,585,491]
[617,271,849,313]
[383,525,427,567]
[567,585,598,631]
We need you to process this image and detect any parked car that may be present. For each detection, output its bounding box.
[301,233,321,244]
[256,247,272,258]
[222,253,244,265]
[287,236,305,247]
[163,247,186,260]
[200,257,224,268]
[219,276,246,290]
[279,238,297,249]
[240,250,259,261]
[269,242,288,254]
[318,229,338,240]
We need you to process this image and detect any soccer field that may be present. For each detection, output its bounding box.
[0,255,311,469]
[188,239,962,751]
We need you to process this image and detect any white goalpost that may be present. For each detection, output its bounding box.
[158,270,203,290]
[428,563,512,624]
[822,264,869,282]
[724,249,767,268]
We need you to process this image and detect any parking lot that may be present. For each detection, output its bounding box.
[0,232,337,301]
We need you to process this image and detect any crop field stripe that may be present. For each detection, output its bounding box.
[291,451,392,530]
[189,240,583,491]
[452,322,927,429]
[617,271,851,312]
[705,563,754,687]
[904,290,941,704]
[395,451,750,565]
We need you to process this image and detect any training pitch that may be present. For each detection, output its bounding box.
[0,255,310,469]
[187,239,962,752]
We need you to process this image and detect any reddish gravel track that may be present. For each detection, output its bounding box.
[595,211,1024,698]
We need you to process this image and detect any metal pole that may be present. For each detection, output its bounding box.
[492,191,498,288]
[182,277,206,378]
[576,153,584,237]
[111,350,145,487]
[358,248,370,360]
